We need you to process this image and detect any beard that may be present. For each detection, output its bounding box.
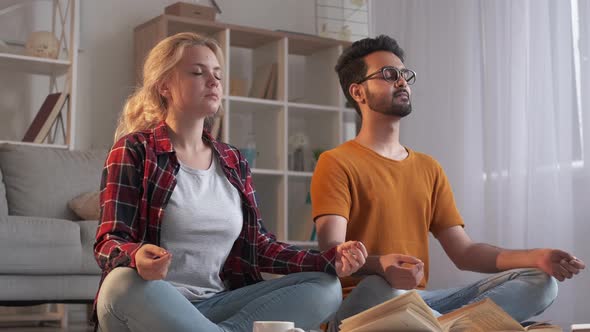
[367,89,412,118]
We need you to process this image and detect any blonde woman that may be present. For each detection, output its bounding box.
[93,32,367,332]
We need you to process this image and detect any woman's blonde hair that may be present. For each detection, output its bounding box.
[114,32,224,142]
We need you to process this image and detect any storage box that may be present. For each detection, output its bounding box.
[164,2,216,21]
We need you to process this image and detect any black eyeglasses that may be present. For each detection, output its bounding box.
[356,66,416,85]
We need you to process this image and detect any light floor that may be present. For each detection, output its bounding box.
[0,323,93,332]
[0,304,92,332]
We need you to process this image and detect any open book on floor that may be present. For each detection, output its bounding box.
[339,290,561,332]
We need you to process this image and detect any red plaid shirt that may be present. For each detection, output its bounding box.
[93,121,337,318]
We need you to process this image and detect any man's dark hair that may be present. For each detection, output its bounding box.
[335,35,405,116]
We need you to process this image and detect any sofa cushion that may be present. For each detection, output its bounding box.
[78,219,101,274]
[0,215,82,274]
[0,144,107,220]
[0,168,7,222]
[68,191,101,220]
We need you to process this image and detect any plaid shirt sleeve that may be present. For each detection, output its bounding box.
[94,138,144,273]
[238,149,338,275]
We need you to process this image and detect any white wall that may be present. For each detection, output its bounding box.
[76,0,316,150]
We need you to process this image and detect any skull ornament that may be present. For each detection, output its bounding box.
[25,31,59,59]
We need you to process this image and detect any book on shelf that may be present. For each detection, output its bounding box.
[339,290,562,332]
[22,92,68,144]
[249,62,277,99]
[264,62,278,99]
[229,78,249,97]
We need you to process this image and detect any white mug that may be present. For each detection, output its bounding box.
[252,321,305,332]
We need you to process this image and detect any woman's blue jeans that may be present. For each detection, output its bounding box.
[97,267,342,332]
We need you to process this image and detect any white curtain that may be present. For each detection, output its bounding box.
[372,0,590,327]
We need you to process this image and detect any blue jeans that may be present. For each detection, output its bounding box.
[329,268,558,331]
[97,267,342,332]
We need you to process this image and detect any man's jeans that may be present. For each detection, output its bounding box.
[97,267,342,332]
[329,268,558,331]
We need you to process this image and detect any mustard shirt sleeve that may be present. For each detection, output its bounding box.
[311,152,352,221]
[429,163,465,236]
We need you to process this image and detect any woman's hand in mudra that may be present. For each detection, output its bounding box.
[136,244,172,280]
[335,241,368,277]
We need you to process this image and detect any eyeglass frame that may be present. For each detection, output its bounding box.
[356,66,416,85]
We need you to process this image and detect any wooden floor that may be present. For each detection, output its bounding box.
[0,304,92,332]
[0,323,93,332]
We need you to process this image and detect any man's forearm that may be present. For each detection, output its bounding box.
[460,243,539,273]
[496,248,540,271]
[354,255,384,276]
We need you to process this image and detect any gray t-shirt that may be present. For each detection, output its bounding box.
[161,157,243,301]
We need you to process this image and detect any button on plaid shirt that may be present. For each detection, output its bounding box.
[93,121,337,321]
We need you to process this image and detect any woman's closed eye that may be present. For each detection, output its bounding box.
[192,71,222,81]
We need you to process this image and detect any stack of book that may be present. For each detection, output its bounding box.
[339,290,562,332]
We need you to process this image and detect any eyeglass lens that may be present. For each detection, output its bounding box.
[383,68,415,84]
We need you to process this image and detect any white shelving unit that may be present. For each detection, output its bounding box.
[0,0,79,149]
[135,15,360,246]
[0,53,71,76]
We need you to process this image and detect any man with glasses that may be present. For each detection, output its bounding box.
[311,35,585,330]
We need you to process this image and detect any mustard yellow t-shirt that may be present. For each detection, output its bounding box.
[311,140,464,290]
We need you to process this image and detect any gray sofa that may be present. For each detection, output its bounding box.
[0,143,105,305]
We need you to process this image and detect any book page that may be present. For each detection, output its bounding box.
[443,316,486,332]
[524,323,563,332]
[439,298,524,332]
[405,302,443,330]
[340,290,438,329]
[342,307,441,332]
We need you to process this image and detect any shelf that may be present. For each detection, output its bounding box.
[228,26,283,50]
[287,176,314,242]
[0,0,78,149]
[284,32,350,56]
[226,95,284,106]
[252,168,283,175]
[288,107,339,172]
[252,173,285,238]
[164,15,227,36]
[163,15,284,49]
[228,99,284,170]
[287,102,341,112]
[288,241,319,249]
[228,98,285,112]
[0,0,25,10]
[228,34,284,101]
[0,53,71,76]
[288,45,341,106]
[288,171,313,177]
